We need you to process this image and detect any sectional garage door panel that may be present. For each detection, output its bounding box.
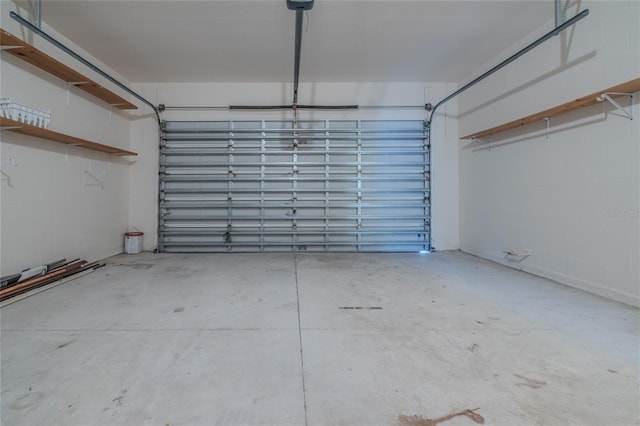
[159,120,430,252]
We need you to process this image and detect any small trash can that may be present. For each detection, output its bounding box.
[124,231,144,254]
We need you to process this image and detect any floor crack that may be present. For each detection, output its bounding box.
[294,253,308,426]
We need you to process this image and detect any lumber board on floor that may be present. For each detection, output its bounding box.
[0,261,103,301]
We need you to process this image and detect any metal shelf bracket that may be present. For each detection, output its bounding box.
[0,169,14,187]
[598,92,634,120]
[544,117,551,140]
[83,170,105,190]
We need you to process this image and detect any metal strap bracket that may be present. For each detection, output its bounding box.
[597,92,634,120]
[0,169,14,187]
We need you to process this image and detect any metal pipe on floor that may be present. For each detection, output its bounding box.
[427,8,589,124]
[10,11,161,125]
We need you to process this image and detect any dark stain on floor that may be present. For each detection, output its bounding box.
[338,306,383,310]
[116,263,154,270]
[112,389,127,406]
[10,392,43,410]
[57,339,77,349]
[399,408,485,425]
[514,373,546,389]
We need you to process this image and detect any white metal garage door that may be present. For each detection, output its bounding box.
[159,120,430,252]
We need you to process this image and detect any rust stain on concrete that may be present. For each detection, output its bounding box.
[399,408,485,425]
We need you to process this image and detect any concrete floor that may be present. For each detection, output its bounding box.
[1,251,638,426]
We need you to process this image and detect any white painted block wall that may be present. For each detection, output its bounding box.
[129,82,460,252]
[458,1,639,306]
[0,10,135,275]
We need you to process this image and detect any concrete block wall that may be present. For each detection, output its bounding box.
[0,8,135,275]
[458,1,640,306]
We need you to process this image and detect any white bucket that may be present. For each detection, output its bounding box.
[124,231,143,254]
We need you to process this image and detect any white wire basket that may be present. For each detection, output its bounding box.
[0,97,51,128]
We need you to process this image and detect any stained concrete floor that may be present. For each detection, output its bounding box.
[1,251,638,426]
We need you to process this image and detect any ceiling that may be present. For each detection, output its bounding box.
[33,0,554,83]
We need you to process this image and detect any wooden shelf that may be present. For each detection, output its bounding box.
[1,29,137,110]
[461,78,640,140]
[0,117,137,156]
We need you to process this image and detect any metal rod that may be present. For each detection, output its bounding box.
[167,105,422,110]
[298,104,358,110]
[230,105,295,110]
[162,106,230,110]
[358,105,425,110]
[293,9,304,105]
[428,9,589,124]
[10,11,160,124]
[229,104,358,110]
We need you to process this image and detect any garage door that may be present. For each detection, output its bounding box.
[158,119,430,252]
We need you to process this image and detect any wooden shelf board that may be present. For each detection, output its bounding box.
[461,77,640,140]
[0,117,137,156]
[1,29,137,110]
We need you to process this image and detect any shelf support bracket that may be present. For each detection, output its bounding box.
[598,92,634,120]
[83,170,105,190]
[544,117,551,140]
[0,169,14,187]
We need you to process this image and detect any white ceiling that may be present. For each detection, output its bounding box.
[37,0,554,83]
